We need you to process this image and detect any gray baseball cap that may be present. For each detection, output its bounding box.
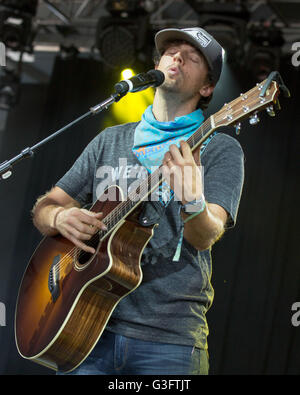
[154,27,224,84]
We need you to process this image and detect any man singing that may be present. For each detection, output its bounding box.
[32,27,244,375]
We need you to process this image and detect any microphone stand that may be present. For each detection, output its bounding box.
[0,91,124,180]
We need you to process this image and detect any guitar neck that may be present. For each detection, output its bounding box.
[185,116,215,152]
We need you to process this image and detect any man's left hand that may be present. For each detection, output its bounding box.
[161,140,203,205]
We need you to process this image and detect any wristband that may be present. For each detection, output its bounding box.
[183,200,206,223]
[182,193,206,214]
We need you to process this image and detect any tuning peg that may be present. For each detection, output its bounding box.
[266,105,275,117]
[234,122,241,135]
[249,112,260,125]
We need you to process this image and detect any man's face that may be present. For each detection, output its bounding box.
[155,41,212,100]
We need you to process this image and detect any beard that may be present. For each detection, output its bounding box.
[158,76,200,104]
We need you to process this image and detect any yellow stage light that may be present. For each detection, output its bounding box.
[103,68,154,128]
[121,68,134,80]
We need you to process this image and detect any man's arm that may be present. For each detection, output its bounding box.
[32,186,80,235]
[32,186,106,253]
[162,140,228,251]
[181,202,228,251]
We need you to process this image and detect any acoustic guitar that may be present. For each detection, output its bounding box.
[15,76,283,372]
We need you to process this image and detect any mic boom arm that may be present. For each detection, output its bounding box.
[0,70,164,180]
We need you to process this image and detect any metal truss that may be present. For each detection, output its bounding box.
[2,0,299,54]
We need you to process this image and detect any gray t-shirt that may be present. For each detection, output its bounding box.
[56,121,244,349]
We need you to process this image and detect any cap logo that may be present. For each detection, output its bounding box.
[196,31,211,47]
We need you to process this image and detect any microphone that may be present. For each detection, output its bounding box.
[114,69,165,95]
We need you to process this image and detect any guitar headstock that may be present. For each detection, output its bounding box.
[212,80,280,133]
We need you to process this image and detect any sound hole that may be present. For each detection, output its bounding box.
[76,232,100,267]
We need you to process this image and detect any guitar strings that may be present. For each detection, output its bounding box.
[51,86,273,275]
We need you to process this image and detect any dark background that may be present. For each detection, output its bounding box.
[0,50,299,375]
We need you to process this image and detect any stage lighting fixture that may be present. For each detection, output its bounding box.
[96,1,149,69]
[0,1,38,16]
[96,22,136,68]
[0,0,38,52]
[246,25,284,82]
[248,46,280,82]
[0,69,20,110]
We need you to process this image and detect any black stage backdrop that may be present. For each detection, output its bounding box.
[0,56,299,375]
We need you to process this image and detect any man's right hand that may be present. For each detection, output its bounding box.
[55,207,107,254]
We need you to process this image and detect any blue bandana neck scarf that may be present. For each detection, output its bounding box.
[132,105,205,172]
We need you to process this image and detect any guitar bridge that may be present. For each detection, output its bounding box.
[48,255,61,302]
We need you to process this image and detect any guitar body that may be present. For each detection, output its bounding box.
[15,186,155,373]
